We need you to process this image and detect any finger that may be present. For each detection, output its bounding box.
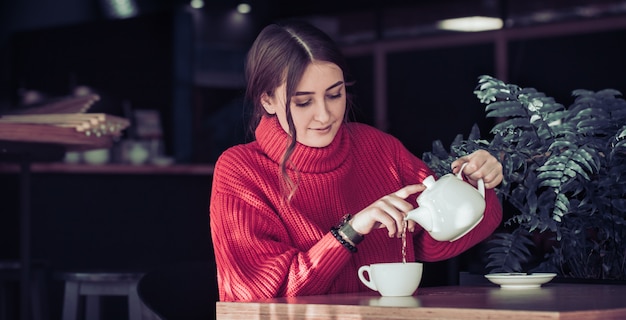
[393,184,425,199]
[373,208,399,237]
[474,157,501,181]
[406,219,417,233]
[451,153,481,174]
[472,165,503,189]
[452,150,504,188]
[464,156,488,176]
[450,158,467,174]
[482,168,503,188]
[465,151,496,178]
[376,199,411,237]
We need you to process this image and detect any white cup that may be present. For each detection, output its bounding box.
[358,262,423,297]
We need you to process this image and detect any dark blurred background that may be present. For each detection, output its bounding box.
[1,1,625,319]
[1,0,625,163]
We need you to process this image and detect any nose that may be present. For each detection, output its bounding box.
[313,100,331,123]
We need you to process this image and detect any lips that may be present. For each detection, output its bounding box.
[311,122,334,131]
[313,125,332,131]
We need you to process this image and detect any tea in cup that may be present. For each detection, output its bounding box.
[358,262,423,297]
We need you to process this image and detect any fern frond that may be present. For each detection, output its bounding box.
[490,118,534,135]
[539,144,599,184]
[485,230,535,273]
[485,100,526,118]
[474,75,515,103]
[610,125,626,158]
[552,193,570,222]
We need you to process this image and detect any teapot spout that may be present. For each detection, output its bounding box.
[405,207,433,232]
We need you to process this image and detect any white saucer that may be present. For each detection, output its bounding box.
[484,273,557,289]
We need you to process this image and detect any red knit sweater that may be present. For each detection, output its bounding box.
[210,116,502,302]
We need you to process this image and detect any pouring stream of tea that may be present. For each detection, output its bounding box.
[402,221,407,263]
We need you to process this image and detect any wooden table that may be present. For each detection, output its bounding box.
[216,283,626,320]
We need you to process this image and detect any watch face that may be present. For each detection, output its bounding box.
[339,217,364,245]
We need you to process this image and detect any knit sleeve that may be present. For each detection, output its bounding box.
[209,149,353,302]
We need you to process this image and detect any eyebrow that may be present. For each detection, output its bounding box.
[294,81,344,96]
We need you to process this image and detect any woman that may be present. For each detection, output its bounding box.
[210,21,503,302]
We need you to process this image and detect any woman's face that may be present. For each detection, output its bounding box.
[262,61,346,148]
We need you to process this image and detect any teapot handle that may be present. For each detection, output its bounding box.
[456,163,485,198]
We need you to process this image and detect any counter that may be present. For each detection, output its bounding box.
[216,283,626,320]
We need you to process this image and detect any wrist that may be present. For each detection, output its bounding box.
[330,214,364,253]
[338,214,364,245]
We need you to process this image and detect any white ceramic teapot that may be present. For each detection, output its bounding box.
[405,163,486,242]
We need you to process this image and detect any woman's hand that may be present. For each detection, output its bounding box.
[451,149,503,189]
[349,184,425,238]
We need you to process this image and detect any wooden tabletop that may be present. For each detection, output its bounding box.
[216,283,626,320]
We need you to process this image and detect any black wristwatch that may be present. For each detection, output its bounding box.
[337,214,364,245]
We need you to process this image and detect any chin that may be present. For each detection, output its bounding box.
[299,128,339,148]
[303,141,333,148]
[301,136,335,148]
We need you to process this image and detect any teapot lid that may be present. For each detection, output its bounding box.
[422,175,436,188]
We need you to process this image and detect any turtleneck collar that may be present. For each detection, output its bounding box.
[255,115,351,173]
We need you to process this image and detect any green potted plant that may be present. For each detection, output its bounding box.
[423,75,626,280]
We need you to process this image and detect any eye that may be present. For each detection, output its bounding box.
[294,99,312,107]
[327,92,343,100]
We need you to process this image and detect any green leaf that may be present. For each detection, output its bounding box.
[485,101,525,118]
[571,89,595,97]
[468,124,482,141]
[554,193,570,215]
[595,88,623,96]
[431,140,448,157]
[491,118,534,134]
[577,119,612,134]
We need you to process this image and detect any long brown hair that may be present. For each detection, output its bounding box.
[245,20,354,200]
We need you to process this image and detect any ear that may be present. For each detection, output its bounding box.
[260,92,275,115]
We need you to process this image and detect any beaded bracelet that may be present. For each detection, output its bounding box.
[330,226,358,253]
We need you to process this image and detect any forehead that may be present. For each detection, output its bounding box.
[296,61,343,90]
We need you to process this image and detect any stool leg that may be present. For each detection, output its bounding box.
[128,282,142,320]
[62,282,79,320]
[85,295,101,320]
[0,284,7,320]
[31,269,48,320]
[31,278,42,320]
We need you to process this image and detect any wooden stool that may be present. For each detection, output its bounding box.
[60,272,143,320]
